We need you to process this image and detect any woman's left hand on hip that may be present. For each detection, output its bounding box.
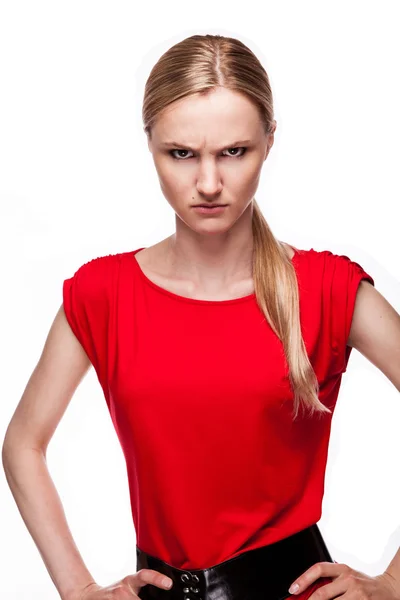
[288,561,400,599]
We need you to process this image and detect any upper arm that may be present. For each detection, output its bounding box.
[3,252,119,456]
[319,249,375,375]
[347,280,400,391]
[3,304,91,455]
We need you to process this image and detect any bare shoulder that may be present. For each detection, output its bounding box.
[133,239,167,273]
[281,242,296,260]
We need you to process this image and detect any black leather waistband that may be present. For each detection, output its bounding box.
[136,524,334,600]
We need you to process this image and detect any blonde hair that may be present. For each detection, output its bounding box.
[142,34,331,420]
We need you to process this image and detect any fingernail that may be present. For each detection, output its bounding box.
[163,577,173,588]
[289,582,300,594]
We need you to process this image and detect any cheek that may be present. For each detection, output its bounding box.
[157,168,188,197]
[153,157,182,187]
[165,183,189,202]
[226,158,262,187]
[158,180,192,212]
[229,171,261,200]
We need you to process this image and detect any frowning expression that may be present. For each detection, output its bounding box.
[147,86,276,233]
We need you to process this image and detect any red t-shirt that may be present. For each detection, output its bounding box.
[63,246,374,570]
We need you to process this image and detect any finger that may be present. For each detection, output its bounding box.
[288,562,341,594]
[127,569,173,593]
[307,577,346,600]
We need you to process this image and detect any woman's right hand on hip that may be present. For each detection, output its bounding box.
[76,569,173,599]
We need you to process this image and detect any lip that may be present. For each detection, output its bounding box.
[192,205,228,214]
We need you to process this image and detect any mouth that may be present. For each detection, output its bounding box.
[192,204,228,214]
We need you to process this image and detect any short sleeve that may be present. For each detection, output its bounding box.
[62,254,119,396]
[321,250,375,374]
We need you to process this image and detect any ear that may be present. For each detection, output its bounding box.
[264,120,277,160]
[145,129,153,154]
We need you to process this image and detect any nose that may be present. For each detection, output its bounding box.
[196,159,223,197]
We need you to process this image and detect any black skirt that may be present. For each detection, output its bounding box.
[136,523,334,600]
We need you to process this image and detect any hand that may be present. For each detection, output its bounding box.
[74,569,173,599]
[288,561,400,599]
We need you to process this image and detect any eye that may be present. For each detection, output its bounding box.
[169,147,247,160]
[222,147,247,158]
[169,149,193,160]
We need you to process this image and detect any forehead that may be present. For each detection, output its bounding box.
[152,87,263,145]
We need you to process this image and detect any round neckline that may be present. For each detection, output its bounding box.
[131,246,300,306]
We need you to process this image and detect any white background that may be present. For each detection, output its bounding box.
[1,1,399,598]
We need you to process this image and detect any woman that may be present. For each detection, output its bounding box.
[3,34,400,600]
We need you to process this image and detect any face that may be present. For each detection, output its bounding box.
[147,86,276,235]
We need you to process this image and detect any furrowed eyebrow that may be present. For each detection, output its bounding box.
[160,139,252,150]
